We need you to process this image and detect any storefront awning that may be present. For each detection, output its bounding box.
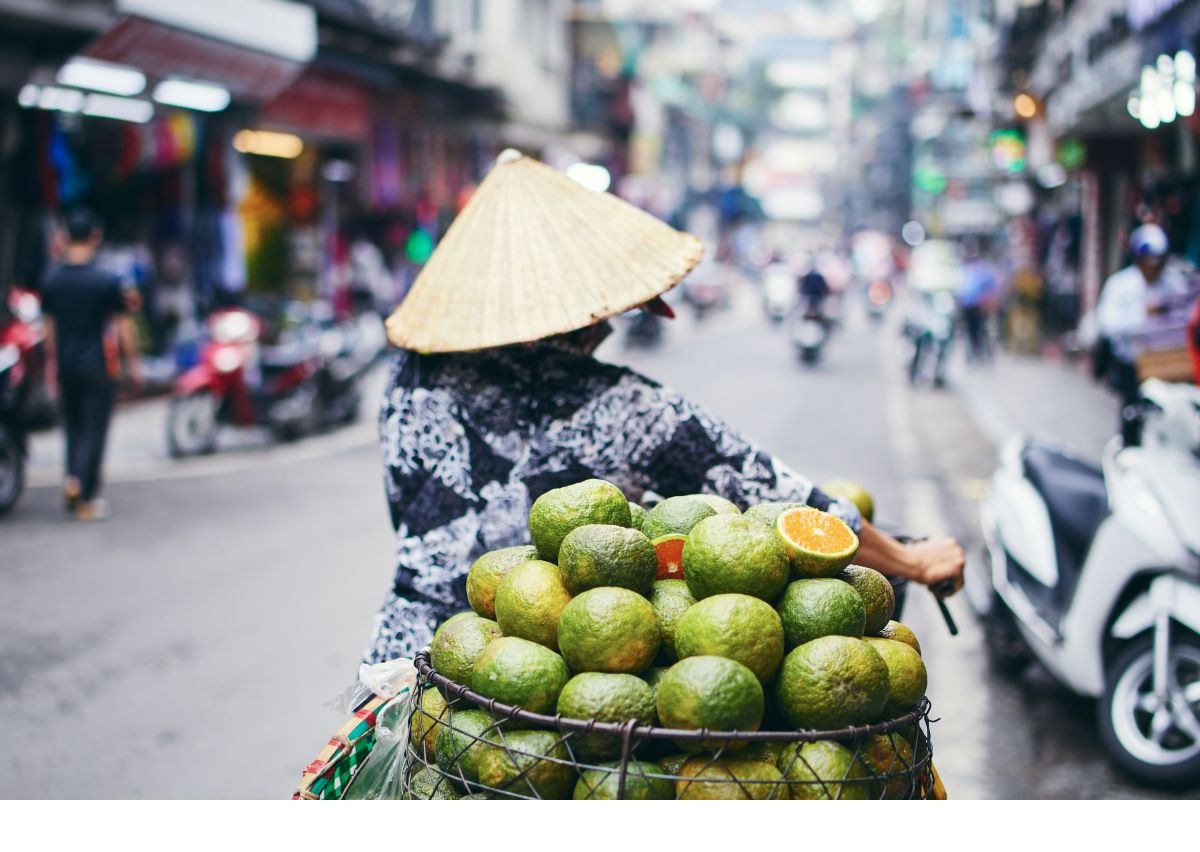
[82,0,316,105]
[259,68,370,141]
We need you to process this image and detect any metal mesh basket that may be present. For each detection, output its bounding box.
[406,651,939,800]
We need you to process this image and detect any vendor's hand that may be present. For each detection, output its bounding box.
[906,536,965,596]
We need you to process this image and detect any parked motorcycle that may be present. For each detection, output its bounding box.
[973,379,1200,786]
[0,288,46,516]
[167,300,369,457]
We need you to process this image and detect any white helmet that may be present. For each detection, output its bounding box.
[1130,223,1169,258]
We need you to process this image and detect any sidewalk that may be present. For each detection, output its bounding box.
[25,363,389,488]
[951,349,1121,461]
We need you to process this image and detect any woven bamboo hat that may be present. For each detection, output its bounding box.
[386,150,704,353]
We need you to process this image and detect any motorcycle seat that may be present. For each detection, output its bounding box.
[1021,440,1108,604]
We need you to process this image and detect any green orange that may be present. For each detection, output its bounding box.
[775,578,866,649]
[470,636,570,715]
[673,593,785,684]
[558,524,657,596]
[682,514,790,602]
[556,672,657,760]
[655,656,763,751]
[857,733,918,799]
[777,740,870,800]
[642,496,717,539]
[774,635,890,730]
[676,757,787,799]
[408,686,449,761]
[557,587,660,674]
[529,479,632,562]
[875,620,922,655]
[649,580,696,664]
[838,565,896,634]
[475,729,575,799]
[688,494,741,515]
[574,761,675,800]
[494,559,572,650]
[743,501,807,528]
[430,612,503,685]
[466,545,540,619]
[863,637,928,719]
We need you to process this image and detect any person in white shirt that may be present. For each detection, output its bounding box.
[1095,223,1189,442]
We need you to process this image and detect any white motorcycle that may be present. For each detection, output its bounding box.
[972,379,1200,786]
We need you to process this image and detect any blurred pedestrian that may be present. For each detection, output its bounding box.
[366,152,965,663]
[798,260,830,314]
[958,238,998,363]
[1096,223,1189,444]
[42,209,142,520]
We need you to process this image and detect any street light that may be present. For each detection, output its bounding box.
[153,79,231,112]
[1013,92,1038,119]
[57,57,146,97]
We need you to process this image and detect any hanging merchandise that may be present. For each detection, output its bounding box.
[220,210,247,296]
[370,118,402,210]
[49,118,88,206]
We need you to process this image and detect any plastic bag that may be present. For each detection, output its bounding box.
[338,659,419,799]
[324,658,419,714]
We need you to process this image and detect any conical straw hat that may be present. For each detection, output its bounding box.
[386,150,705,353]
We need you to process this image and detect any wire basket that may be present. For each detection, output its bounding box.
[405,651,940,800]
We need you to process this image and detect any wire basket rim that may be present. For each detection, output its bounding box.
[414,649,932,744]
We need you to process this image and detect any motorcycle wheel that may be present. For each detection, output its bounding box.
[272,381,321,443]
[0,425,24,516]
[1098,633,1200,787]
[167,392,218,458]
[981,605,1032,675]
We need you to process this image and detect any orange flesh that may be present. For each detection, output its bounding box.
[779,508,857,553]
[655,537,686,580]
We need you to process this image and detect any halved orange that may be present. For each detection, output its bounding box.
[652,534,687,580]
[774,507,859,578]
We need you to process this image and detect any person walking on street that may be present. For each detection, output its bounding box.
[42,209,142,520]
[366,152,965,663]
[957,238,998,363]
[1096,223,1189,444]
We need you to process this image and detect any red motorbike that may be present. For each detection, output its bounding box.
[166,305,322,457]
[0,288,47,515]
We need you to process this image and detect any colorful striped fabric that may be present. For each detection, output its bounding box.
[294,695,387,800]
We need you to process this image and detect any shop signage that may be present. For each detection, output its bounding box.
[116,0,316,62]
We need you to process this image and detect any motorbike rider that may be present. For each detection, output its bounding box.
[798,261,831,315]
[1096,223,1190,444]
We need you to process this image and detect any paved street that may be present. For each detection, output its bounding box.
[1,283,1195,799]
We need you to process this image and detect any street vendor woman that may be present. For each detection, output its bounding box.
[366,151,964,664]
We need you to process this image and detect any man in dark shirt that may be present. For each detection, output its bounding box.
[42,209,141,520]
[799,265,830,313]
